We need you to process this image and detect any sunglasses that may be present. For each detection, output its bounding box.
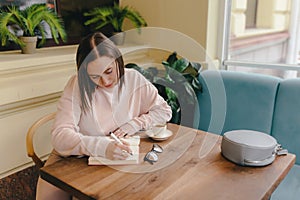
[144,144,163,164]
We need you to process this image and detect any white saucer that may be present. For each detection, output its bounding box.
[146,129,173,141]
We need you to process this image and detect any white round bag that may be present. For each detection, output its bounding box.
[221,130,287,166]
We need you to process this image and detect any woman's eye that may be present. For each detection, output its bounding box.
[90,75,100,80]
[105,68,113,74]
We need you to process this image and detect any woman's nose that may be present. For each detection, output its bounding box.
[99,76,109,86]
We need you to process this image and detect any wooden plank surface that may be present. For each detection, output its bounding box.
[40,124,296,200]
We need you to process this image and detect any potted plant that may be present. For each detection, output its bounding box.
[126,52,202,128]
[0,4,67,54]
[84,3,147,45]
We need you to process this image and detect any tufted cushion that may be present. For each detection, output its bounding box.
[270,79,300,199]
[197,70,227,134]
[197,70,281,135]
[271,79,300,165]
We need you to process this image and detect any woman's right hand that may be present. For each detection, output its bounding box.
[105,141,132,160]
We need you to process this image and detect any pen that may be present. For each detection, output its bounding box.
[109,132,133,155]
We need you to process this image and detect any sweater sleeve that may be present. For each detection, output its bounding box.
[119,72,172,135]
[51,75,110,157]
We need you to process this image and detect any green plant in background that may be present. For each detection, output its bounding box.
[126,52,202,127]
[0,4,67,47]
[84,3,147,33]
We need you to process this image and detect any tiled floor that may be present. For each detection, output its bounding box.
[0,165,39,200]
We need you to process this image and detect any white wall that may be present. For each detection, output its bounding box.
[0,46,77,178]
[121,0,220,67]
[121,0,208,48]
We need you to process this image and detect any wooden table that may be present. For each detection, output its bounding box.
[40,124,296,200]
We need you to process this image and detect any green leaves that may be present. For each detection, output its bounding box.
[125,52,202,125]
[0,4,66,47]
[162,52,202,92]
[0,6,24,46]
[84,3,147,33]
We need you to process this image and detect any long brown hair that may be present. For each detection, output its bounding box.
[76,32,125,112]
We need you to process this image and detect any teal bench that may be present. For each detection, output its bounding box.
[196,70,300,199]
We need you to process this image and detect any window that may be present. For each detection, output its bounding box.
[245,0,258,28]
[219,0,300,79]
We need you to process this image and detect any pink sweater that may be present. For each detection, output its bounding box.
[52,68,172,157]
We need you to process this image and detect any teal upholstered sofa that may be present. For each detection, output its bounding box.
[196,70,300,199]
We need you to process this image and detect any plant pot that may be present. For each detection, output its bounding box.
[20,36,37,54]
[111,32,125,46]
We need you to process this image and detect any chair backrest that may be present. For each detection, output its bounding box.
[26,112,56,169]
[197,70,281,135]
[271,79,300,165]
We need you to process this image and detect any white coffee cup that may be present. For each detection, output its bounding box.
[152,124,167,136]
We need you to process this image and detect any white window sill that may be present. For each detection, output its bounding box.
[234,28,286,39]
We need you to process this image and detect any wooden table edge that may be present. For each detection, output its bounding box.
[40,168,96,200]
[263,153,296,200]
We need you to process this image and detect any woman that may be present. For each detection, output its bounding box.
[36,32,172,199]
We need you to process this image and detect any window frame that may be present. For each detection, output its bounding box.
[218,0,300,74]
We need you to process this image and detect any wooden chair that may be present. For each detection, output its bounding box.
[26,112,56,169]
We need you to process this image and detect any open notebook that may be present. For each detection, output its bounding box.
[88,136,140,165]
